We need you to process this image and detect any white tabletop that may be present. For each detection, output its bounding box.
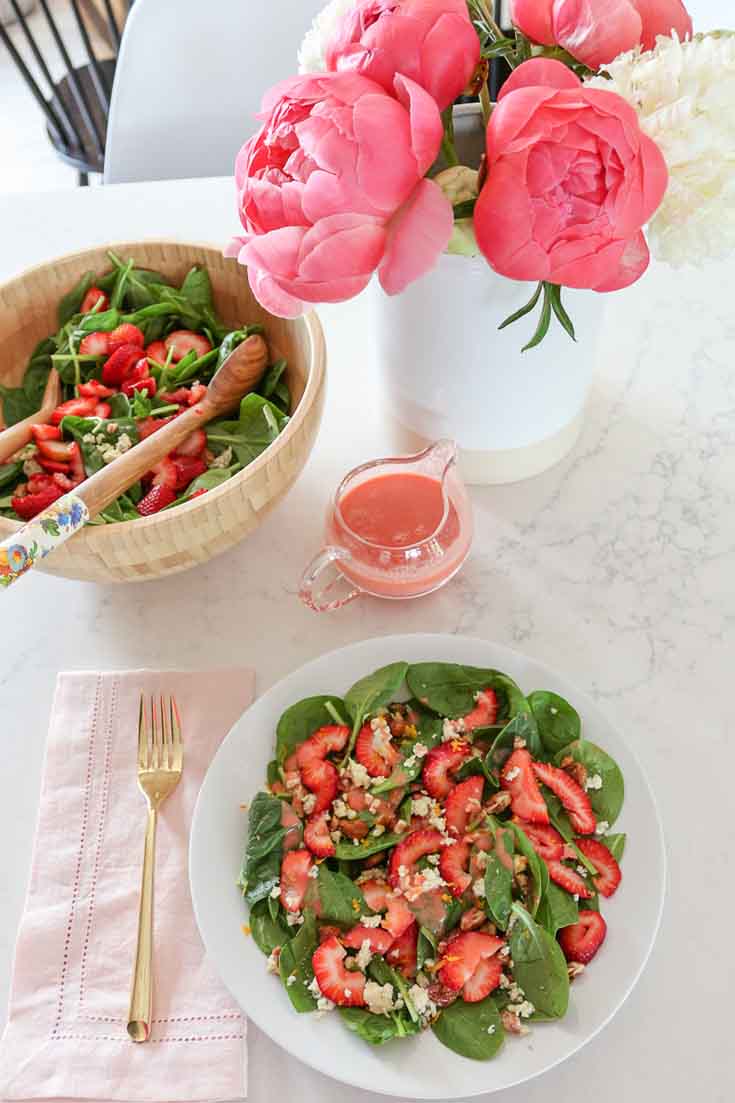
[0,176,732,1103]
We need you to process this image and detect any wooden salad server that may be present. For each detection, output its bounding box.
[0,335,268,588]
[0,369,62,464]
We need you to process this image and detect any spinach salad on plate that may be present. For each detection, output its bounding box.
[240,661,626,1062]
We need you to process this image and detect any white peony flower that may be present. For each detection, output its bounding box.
[587,33,735,267]
[298,0,358,74]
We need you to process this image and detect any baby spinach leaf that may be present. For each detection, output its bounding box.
[0,340,55,426]
[406,663,525,723]
[343,662,409,755]
[602,833,626,862]
[206,394,289,466]
[278,911,318,1012]
[61,416,139,476]
[528,691,581,756]
[179,265,214,311]
[169,464,242,505]
[317,866,367,925]
[510,822,548,916]
[417,926,437,971]
[369,957,420,1023]
[536,881,579,936]
[334,832,402,862]
[483,710,538,777]
[339,1007,420,1045]
[0,462,22,491]
[96,492,141,524]
[432,996,505,1060]
[484,853,513,930]
[249,897,289,956]
[509,904,569,1019]
[240,792,285,906]
[57,270,95,325]
[543,792,598,876]
[275,695,346,766]
[554,740,625,826]
[215,325,264,371]
[258,357,287,398]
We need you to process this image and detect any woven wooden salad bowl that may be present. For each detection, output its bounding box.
[0,241,326,583]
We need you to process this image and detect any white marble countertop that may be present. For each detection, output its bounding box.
[0,175,733,1103]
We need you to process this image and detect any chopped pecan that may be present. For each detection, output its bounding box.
[560,755,587,789]
[567,961,586,981]
[513,855,529,875]
[363,852,386,869]
[460,907,487,932]
[339,818,370,840]
[427,981,460,1009]
[485,790,512,815]
[501,1009,529,1036]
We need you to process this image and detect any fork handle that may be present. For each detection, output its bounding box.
[128,805,157,1042]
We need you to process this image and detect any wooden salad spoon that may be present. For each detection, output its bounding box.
[0,368,62,464]
[0,334,269,588]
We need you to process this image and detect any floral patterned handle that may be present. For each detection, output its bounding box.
[0,493,89,589]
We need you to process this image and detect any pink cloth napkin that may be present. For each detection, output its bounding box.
[0,669,255,1103]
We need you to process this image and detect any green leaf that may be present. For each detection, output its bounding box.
[168,464,242,506]
[417,926,437,972]
[57,270,95,325]
[60,415,139,477]
[510,821,548,916]
[316,865,367,926]
[528,691,581,757]
[368,956,419,1023]
[554,740,625,826]
[240,793,285,906]
[334,832,403,862]
[275,695,347,767]
[206,393,289,466]
[278,911,319,1012]
[249,897,289,956]
[0,462,23,492]
[509,904,569,1019]
[498,281,542,332]
[179,265,214,311]
[406,663,525,723]
[339,1007,420,1045]
[343,662,409,755]
[432,996,505,1060]
[484,853,513,930]
[602,832,626,862]
[536,881,579,937]
[548,284,577,342]
[522,283,553,353]
[257,357,288,400]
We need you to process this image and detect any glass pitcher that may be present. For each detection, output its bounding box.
[299,439,473,612]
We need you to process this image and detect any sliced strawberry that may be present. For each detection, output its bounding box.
[439,839,472,897]
[345,788,369,813]
[11,484,63,519]
[165,329,212,361]
[304,811,335,858]
[296,725,350,770]
[137,415,176,440]
[388,828,444,889]
[545,859,593,899]
[386,920,418,978]
[175,428,207,457]
[171,455,206,490]
[280,801,303,851]
[360,878,389,913]
[303,761,338,815]
[422,740,472,799]
[25,473,57,494]
[36,438,74,463]
[52,471,75,492]
[30,424,62,442]
[311,936,365,1007]
[137,484,176,515]
[558,910,607,964]
[493,825,516,872]
[108,323,145,353]
[50,397,98,425]
[382,892,415,939]
[575,837,622,898]
[150,457,178,489]
[460,688,499,732]
[438,932,505,994]
[145,340,168,364]
[102,343,144,385]
[80,286,109,314]
[532,761,596,835]
[37,458,69,475]
[513,819,564,861]
[279,848,313,913]
[342,925,394,956]
[355,720,401,778]
[188,383,207,405]
[500,749,549,825]
[68,442,84,484]
[122,374,157,398]
[79,331,110,357]
[95,402,112,419]
[188,487,208,499]
[319,924,343,944]
[462,954,504,1003]
[78,379,115,398]
[445,776,484,837]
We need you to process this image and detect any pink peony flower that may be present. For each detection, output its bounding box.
[510,0,693,69]
[227,71,453,317]
[325,0,480,111]
[474,59,668,292]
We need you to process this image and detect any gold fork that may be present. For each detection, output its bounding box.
[127,695,184,1043]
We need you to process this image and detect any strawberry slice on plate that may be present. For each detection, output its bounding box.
[439,838,472,897]
[532,760,596,835]
[545,859,593,899]
[280,801,303,851]
[78,379,114,398]
[382,893,415,939]
[388,828,444,889]
[558,910,607,963]
[386,920,418,977]
[279,848,313,913]
[359,878,389,912]
[30,424,62,442]
[311,936,365,1007]
[575,837,622,897]
[355,720,401,778]
[445,776,484,836]
[79,331,110,357]
[460,688,499,732]
[296,725,350,770]
[500,748,549,824]
[513,819,564,861]
[422,741,472,799]
[342,925,394,956]
[303,811,335,858]
[438,931,505,1000]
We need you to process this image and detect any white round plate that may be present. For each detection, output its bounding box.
[190,634,665,1099]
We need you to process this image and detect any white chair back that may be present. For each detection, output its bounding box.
[104,0,324,184]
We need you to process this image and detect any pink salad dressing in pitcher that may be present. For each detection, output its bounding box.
[300,440,473,610]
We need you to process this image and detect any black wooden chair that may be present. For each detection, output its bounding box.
[0,0,132,184]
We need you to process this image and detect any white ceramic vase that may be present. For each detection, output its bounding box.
[373,252,605,485]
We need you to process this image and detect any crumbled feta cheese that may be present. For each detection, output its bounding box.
[486,1024,496,1035]
[550,707,558,715]
[573,894,580,902]
[499,973,510,989]
[363,981,395,1015]
[332,799,349,818]
[586,774,603,791]
[361,914,382,928]
[505,767,520,782]
[286,911,305,926]
[307,864,319,879]
[413,742,428,758]
[286,974,297,986]
[23,458,42,476]
[403,756,417,769]
[419,867,446,893]
[472,878,486,899]
[499,944,510,957]
[576,865,589,878]
[394,818,408,834]
[266,948,280,974]
[427,853,440,866]
[330,829,343,844]
[307,976,322,997]
[474,851,489,871]
[117,433,133,452]
[269,884,281,899]
[442,718,464,741]
[596,820,610,836]
[371,824,386,837]
[317,996,335,1011]
[398,865,408,879]
[344,759,372,788]
[411,796,432,818]
[355,939,373,971]
[428,811,447,833]
[407,984,436,1020]
[210,446,233,469]
[514,1000,535,1018]
[302,792,317,814]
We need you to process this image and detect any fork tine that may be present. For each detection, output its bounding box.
[151,695,161,769]
[162,695,172,769]
[170,696,183,770]
[137,693,148,768]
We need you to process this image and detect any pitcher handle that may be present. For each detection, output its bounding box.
[299,547,361,612]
